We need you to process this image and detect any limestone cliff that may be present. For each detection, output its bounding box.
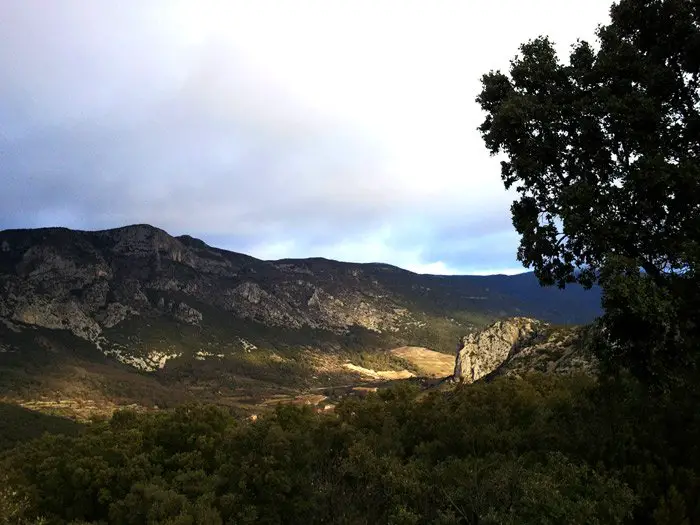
[453,317,597,383]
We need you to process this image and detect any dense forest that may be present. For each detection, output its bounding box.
[1,373,699,524]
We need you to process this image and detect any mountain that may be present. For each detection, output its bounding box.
[0,224,601,417]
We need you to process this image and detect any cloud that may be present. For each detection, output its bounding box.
[0,0,613,274]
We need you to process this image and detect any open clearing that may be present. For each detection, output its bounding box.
[390,346,455,378]
[342,363,414,380]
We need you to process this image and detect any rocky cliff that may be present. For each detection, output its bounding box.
[453,317,597,383]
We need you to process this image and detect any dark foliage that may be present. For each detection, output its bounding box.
[476,0,700,382]
[2,374,699,524]
[0,403,84,452]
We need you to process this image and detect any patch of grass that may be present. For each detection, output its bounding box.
[351,350,419,374]
[391,347,455,378]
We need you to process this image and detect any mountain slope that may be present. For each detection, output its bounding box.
[0,224,600,352]
[0,224,601,409]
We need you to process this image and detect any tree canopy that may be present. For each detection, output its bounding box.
[5,375,700,524]
[477,0,700,381]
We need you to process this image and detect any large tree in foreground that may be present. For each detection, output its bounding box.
[477,0,700,382]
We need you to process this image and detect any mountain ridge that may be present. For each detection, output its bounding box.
[0,223,601,341]
[0,223,602,417]
[0,223,552,278]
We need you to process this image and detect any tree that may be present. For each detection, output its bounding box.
[477,0,700,381]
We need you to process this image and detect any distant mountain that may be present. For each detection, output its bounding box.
[0,224,600,416]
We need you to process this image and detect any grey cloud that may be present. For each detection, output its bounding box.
[0,2,523,273]
[1,114,395,238]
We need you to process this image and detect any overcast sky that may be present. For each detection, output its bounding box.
[0,1,613,274]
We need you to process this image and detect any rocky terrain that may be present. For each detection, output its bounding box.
[453,317,597,383]
[0,224,601,418]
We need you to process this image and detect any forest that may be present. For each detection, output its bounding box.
[0,373,698,524]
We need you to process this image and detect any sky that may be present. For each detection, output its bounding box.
[0,0,613,275]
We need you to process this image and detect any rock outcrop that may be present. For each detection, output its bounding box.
[95,302,138,328]
[454,317,544,382]
[173,302,203,325]
[454,317,597,383]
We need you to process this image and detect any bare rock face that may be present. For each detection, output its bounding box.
[305,287,395,332]
[236,282,264,304]
[82,281,110,311]
[174,302,203,325]
[453,317,596,383]
[12,299,102,342]
[96,303,139,328]
[454,317,543,382]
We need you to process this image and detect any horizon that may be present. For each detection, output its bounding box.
[1,1,612,275]
[0,222,531,276]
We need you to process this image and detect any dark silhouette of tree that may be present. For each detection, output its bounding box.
[477,0,700,382]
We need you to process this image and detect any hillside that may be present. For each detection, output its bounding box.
[0,224,601,416]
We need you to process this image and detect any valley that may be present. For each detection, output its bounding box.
[0,224,600,421]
